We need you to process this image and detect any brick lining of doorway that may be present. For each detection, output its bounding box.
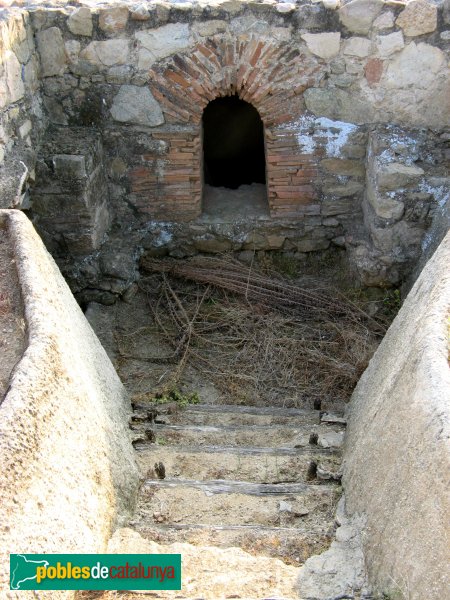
[129,38,320,221]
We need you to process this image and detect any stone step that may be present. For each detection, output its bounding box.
[132,401,346,427]
[148,402,324,425]
[136,478,340,528]
[131,422,345,448]
[137,445,342,484]
[134,522,333,566]
[104,528,300,600]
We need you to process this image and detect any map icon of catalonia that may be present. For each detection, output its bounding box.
[10,555,49,590]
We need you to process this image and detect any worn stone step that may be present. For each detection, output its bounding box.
[136,478,340,528]
[101,528,300,600]
[146,402,324,426]
[134,442,338,456]
[144,478,317,495]
[156,409,321,427]
[132,422,345,448]
[134,522,333,566]
[133,400,345,422]
[137,445,342,484]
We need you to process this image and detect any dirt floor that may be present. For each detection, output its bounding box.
[113,255,386,410]
[201,183,270,222]
[0,221,25,403]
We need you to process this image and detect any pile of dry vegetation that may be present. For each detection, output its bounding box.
[138,255,387,408]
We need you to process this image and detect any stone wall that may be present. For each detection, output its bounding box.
[32,126,110,257]
[0,209,139,599]
[0,7,45,209]
[0,0,448,297]
[343,230,450,599]
[354,125,449,286]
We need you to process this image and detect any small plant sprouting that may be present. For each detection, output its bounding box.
[152,388,201,408]
[383,288,401,314]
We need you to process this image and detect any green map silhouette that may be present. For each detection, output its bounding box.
[10,555,49,590]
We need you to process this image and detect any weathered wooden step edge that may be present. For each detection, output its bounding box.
[132,404,346,427]
[138,423,345,433]
[134,443,337,456]
[132,426,345,450]
[133,402,335,417]
[135,522,329,534]
[142,478,336,496]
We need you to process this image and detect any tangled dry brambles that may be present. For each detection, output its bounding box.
[137,256,385,407]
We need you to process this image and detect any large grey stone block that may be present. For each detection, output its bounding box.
[110,85,164,126]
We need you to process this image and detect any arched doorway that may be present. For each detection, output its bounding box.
[202,95,269,219]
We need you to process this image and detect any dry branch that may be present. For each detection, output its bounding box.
[136,257,385,406]
[141,255,384,333]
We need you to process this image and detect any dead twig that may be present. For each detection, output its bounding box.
[141,255,385,334]
[136,261,382,407]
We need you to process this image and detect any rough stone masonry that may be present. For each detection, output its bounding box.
[0,0,449,302]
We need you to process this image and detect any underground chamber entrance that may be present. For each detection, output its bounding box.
[82,252,390,598]
[201,95,269,221]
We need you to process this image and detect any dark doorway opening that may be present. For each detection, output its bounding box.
[202,95,266,189]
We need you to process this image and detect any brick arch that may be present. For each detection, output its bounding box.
[148,37,319,127]
[132,38,321,221]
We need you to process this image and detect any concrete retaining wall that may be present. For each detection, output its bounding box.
[343,231,450,599]
[0,209,139,599]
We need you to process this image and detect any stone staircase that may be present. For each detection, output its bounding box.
[84,299,351,599]
[120,401,346,599]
